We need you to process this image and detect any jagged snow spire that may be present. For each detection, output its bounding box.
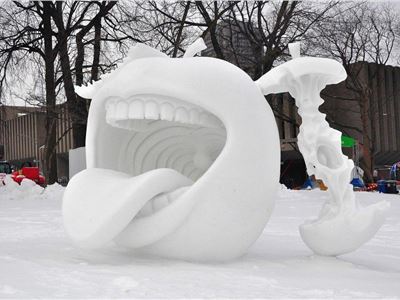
[183,38,207,58]
[288,42,301,59]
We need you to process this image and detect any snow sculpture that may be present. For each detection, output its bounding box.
[256,43,389,256]
[62,39,281,262]
[63,38,389,261]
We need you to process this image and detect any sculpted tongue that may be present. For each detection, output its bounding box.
[62,168,192,248]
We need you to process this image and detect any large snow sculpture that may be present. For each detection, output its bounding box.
[63,39,388,261]
[257,43,389,256]
[62,40,281,262]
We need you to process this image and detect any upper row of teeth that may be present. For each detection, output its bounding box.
[106,98,223,129]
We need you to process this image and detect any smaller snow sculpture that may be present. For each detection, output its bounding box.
[257,43,390,256]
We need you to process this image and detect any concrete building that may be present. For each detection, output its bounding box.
[0,104,73,181]
[0,105,44,163]
[322,63,400,166]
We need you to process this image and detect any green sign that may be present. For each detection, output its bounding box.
[341,135,356,147]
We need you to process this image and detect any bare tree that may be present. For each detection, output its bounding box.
[134,1,198,56]
[0,1,143,182]
[50,1,118,148]
[210,1,338,78]
[0,1,61,183]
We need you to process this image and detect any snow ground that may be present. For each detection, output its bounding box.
[0,181,399,298]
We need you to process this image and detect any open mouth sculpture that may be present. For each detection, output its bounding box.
[63,40,388,261]
[63,40,281,262]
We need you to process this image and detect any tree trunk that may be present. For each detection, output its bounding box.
[42,2,58,184]
[61,31,87,148]
[197,2,225,59]
[208,24,224,59]
[359,90,374,182]
[172,2,191,58]
[52,2,116,148]
[53,2,87,149]
[73,31,89,148]
[91,17,102,82]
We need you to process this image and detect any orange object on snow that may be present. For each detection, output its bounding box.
[11,167,45,186]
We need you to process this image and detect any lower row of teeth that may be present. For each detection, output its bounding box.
[136,186,190,218]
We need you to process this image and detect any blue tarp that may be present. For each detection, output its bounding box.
[351,177,365,188]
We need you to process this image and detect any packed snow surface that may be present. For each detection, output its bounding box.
[0,181,399,298]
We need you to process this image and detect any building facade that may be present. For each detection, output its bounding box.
[0,104,73,181]
[322,62,400,166]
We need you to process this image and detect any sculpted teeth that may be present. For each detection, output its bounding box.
[152,194,169,211]
[106,97,223,129]
[116,101,128,119]
[168,186,189,200]
[136,186,190,219]
[189,109,200,124]
[138,201,153,217]
[145,101,159,119]
[129,101,144,119]
[160,102,174,121]
[175,107,189,123]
